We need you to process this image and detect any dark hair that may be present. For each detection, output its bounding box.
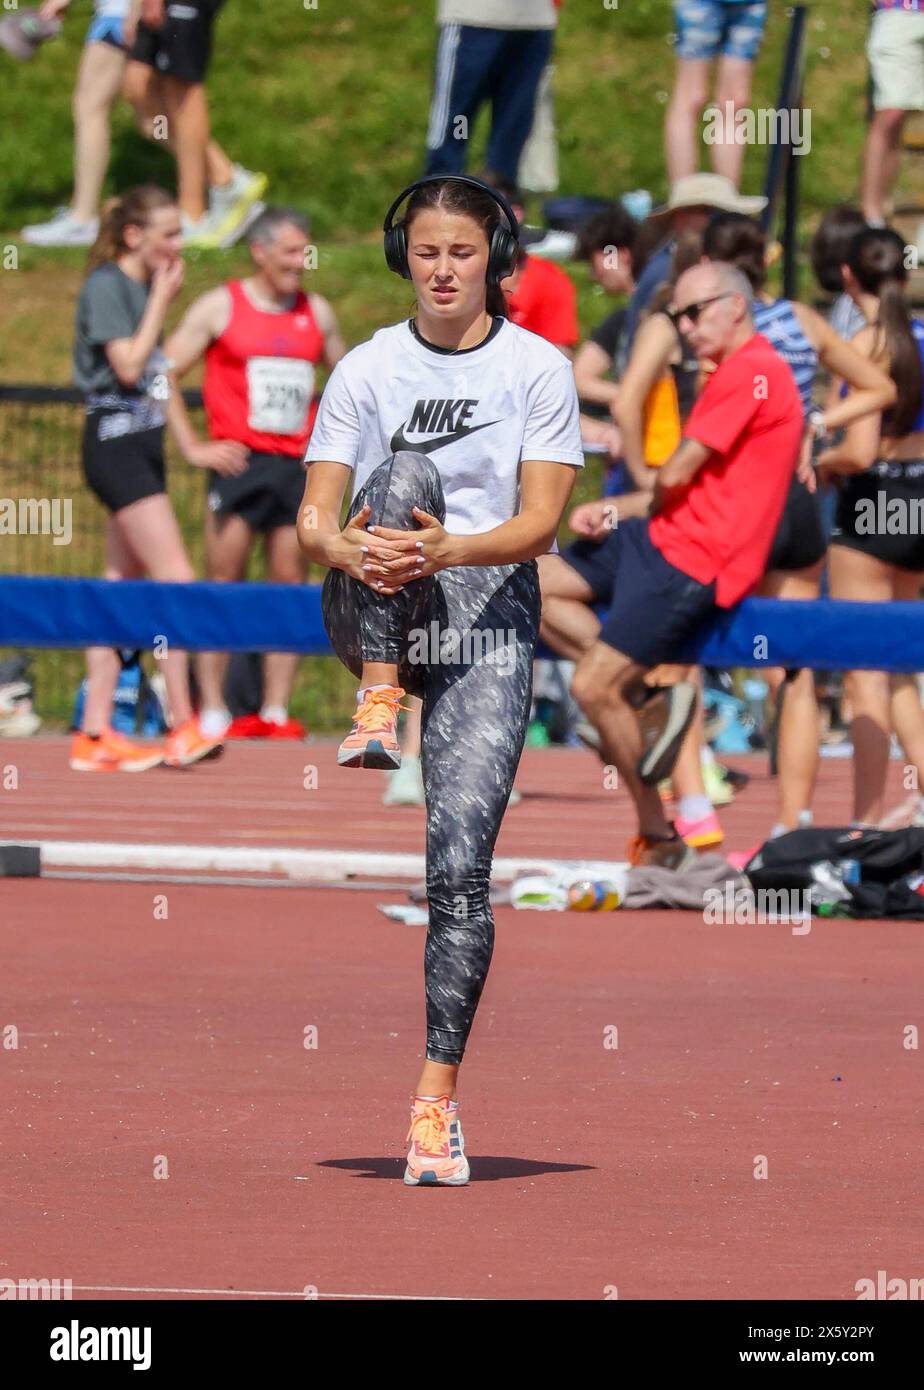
[847,227,922,437]
[477,170,522,210]
[702,211,766,291]
[87,185,175,272]
[574,205,637,265]
[403,177,516,318]
[810,205,868,294]
[647,228,704,315]
[631,217,671,282]
[249,205,311,246]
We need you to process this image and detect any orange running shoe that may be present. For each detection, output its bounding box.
[165,718,224,768]
[70,728,164,772]
[404,1095,469,1187]
[70,731,118,772]
[338,685,409,770]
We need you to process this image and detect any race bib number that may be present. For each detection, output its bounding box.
[246,356,315,435]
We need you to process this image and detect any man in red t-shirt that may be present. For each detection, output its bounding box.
[558,260,804,864]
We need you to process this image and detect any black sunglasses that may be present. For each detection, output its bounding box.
[666,292,736,328]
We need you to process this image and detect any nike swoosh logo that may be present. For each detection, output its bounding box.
[389,419,501,454]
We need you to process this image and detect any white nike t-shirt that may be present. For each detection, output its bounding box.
[304,317,584,535]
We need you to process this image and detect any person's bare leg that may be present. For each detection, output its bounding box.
[114,496,199,726]
[161,76,210,221]
[415,1060,458,1101]
[401,697,423,757]
[890,674,924,791]
[712,55,754,186]
[861,108,906,223]
[123,59,164,137]
[82,518,142,733]
[123,61,233,188]
[204,140,234,190]
[72,42,126,223]
[761,565,822,828]
[773,667,820,827]
[540,595,601,663]
[200,508,252,713]
[263,525,307,713]
[537,552,599,662]
[665,57,710,183]
[571,640,673,838]
[848,670,892,824]
[888,569,924,797]
[830,545,894,824]
[671,669,709,801]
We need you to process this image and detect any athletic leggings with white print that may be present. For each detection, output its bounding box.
[322,452,539,1065]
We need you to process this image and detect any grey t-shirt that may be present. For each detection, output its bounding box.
[73,263,167,411]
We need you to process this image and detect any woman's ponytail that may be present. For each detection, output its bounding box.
[848,228,923,437]
[86,184,175,274]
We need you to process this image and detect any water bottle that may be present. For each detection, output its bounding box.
[567,880,622,912]
[808,860,851,909]
[841,858,861,886]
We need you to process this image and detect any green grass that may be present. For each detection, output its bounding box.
[0,0,899,728]
[0,1,886,241]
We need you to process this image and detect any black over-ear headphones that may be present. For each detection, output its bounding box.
[383,174,520,286]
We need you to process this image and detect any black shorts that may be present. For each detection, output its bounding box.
[563,516,720,668]
[207,452,305,532]
[130,0,226,83]
[831,459,924,571]
[766,474,827,573]
[82,414,166,513]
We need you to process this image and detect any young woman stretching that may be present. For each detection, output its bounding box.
[299,175,583,1185]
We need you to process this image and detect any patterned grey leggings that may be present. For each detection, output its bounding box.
[322,452,539,1064]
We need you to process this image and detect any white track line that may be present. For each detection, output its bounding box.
[3,839,628,884]
[71,1284,479,1301]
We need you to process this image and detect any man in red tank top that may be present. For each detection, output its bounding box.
[165,207,346,737]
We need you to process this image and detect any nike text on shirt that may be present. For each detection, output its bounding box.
[304,318,584,535]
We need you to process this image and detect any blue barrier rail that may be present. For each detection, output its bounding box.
[0,576,922,672]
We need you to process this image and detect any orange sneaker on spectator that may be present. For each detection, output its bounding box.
[70,728,164,773]
[165,719,223,768]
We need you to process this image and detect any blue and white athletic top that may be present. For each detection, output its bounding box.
[752,298,818,419]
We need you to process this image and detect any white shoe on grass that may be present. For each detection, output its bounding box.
[21,208,99,246]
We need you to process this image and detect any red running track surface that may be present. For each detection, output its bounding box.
[0,735,911,859]
[1,739,921,1299]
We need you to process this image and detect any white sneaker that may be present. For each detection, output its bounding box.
[21,208,99,247]
[181,209,224,249]
[209,166,269,249]
[522,228,578,261]
[383,754,425,806]
[209,164,267,217]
